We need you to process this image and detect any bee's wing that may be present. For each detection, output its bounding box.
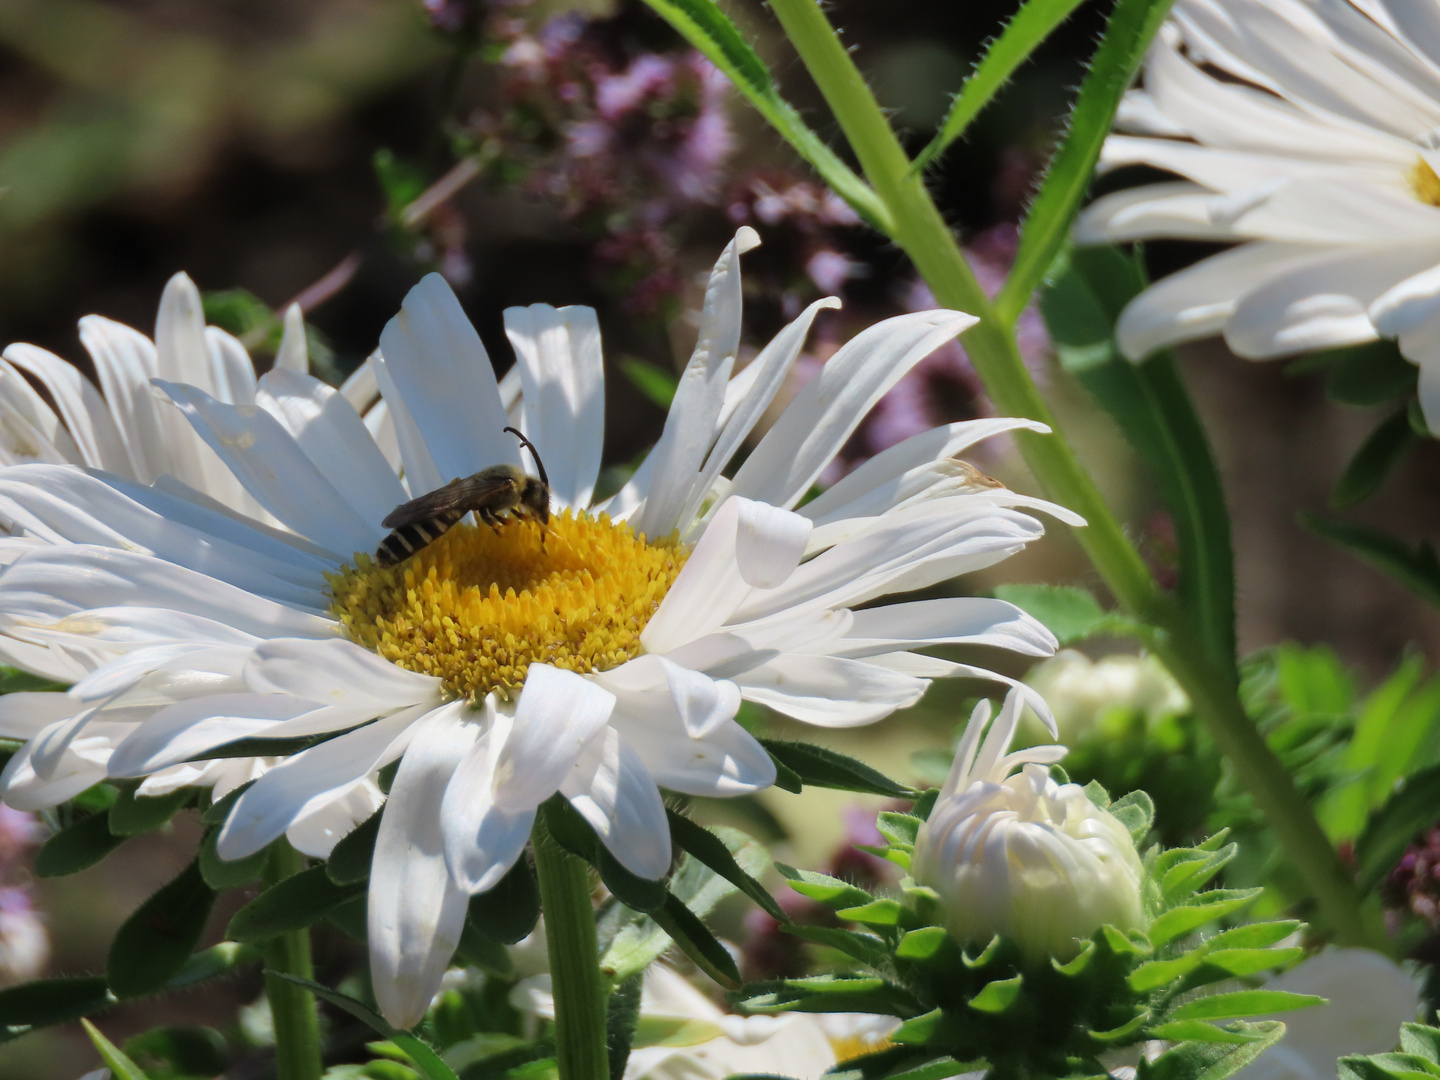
[381,474,517,529]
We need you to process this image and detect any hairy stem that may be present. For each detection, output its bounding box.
[263,841,323,1080]
[534,817,610,1080]
[765,0,1370,947]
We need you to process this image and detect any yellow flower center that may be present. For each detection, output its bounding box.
[1411,158,1440,206]
[828,1034,894,1064]
[328,510,687,700]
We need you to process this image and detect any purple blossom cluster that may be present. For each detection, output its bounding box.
[470,4,735,314]
[0,804,47,986]
[1386,825,1440,930]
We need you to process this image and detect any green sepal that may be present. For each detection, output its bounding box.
[786,925,893,970]
[107,859,216,999]
[1138,1021,1286,1080]
[876,812,921,851]
[733,975,922,1017]
[835,899,906,928]
[775,863,873,909]
[1163,990,1322,1023]
[227,864,365,942]
[967,974,1024,1014]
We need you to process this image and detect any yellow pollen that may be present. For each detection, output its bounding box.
[1411,158,1440,207]
[829,1034,893,1064]
[328,510,687,700]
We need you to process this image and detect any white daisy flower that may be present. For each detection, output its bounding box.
[0,229,1073,1026]
[912,690,1144,963]
[1075,0,1440,429]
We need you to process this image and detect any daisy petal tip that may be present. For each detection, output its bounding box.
[735,225,761,254]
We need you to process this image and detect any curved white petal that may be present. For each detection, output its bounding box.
[244,637,441,709]
[492,665,616,809]
[736,654,929,727]
[561,726,671,880]
[2,345,128,473]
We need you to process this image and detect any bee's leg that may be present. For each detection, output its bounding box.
[478,507,503,531]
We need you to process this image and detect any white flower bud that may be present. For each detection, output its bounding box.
[912,690,1145,963]
[1024,650,1188,744]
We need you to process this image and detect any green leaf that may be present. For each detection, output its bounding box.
[667,811,786,921]
[1301,514,1440,611]
[835,899,905,927]
[1109,790,1156,845]
[876,812,921,850]
[1148,890,1257,947]
[200,781,253,825]
[1402,1025,1440,1066]
[327,806,382,885]
[108,859,216,999]
[35,810,126,877]
[993,582,1140,645]
[1140,1021,1286,1080]
[651,893,742,988]
[1332,408,1419,508]
[464,855,541,944]
[759,739,916,798]
[910,0,1089,173]
[542,797,667,914]
[108,785,193,837]
[1355,762,1440,891]
[620,357,679,411]
[227,865,365,942]
[607,974,644,1080]
[82,1019,149,1080]
[1146,1020,1278,1045]
[0,975,112,1029]
[1324,340,1418,407]
[122,1025,229,1080]
[1166,991,1322,1022]
[735,975,921,1017]
[635,0,890,230]
[1039,245,1235,673]
[967,974,1024,1014]
[786,925,892,969]
[272,974,459,1080]
[997,0,1178,323]
[1341,1053,1440,1080]
[198,829,268,890]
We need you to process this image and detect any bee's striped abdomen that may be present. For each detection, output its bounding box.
[375,507,467,566]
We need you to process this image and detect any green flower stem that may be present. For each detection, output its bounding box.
[766,0,1371,948]
[533,816,610,1080]
[263,841,323,1080]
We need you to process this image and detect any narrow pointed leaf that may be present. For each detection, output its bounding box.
[327,806,382,884]
[228,865,365,942]
[1166,990,1322,1022]
[998,0,1178,322]
[35,811,126,877]
[652,892,742,988]
[1332,409,1418,508]
[1355,763,1440,891]
[911,0,1089,173]
[1301,515,1440,612]
[667,810,785,921]
[635,0,889,229]
[759,739,915,797]
[81,1019,148,1080]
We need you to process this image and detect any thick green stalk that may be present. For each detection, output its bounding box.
[766,0,1370,947]
[533,817,610,1080]
[263,842,323,1080]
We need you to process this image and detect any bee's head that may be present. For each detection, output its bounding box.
[520,477,551,526]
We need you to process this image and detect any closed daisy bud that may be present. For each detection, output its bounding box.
[911,690,1144,963]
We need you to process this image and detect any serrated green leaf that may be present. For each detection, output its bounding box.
[667,810,784,921]
[1166,990,1322,1022]
[998,0,1178,323]
[1148,890,1257,947]
[0,975,112,1028]
[1161,845,1235,903]
[35,810,126,877]
[1333,408,1419,509]
[836,899,904,927]
[273,974,458,1079]
[1341,1054,1440,1080]
[1202,921,1302,951]
[108,859,216,999]
[635,0,889,229]
[82,1019,148,1080]
[108,785,193,837]
[1140,1021,1286,1080]
[1402,1025,1440,1066]
[228,865,364,942]
[1129,953,1206,993]
[876,812,921,851]
[910,0,1089,174]
[1109,791,1156,845]
[1146,1020,1274,1045]
[759,740,915,798]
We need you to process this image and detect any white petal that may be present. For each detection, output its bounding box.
[368,706,476,1029]
[561,726,670,880]
[217,703,427,860]
[155,380,380,556]
[0,359,82,465]
[370,353,444,497]
[255,368,407,527]
[730,310,978,509]
[287,778,385,858]
[440,705,536,893]
[0,692,84,739]
[205,327,258,407]
[492,665,616,809]
[244,637,441,708]
[833,598,1057,658]
[606,697,774,798]
[736,654,929,727]
[2,345,129,472]
[378,274,518,489]
[80,315,162,481]
[503,304,604,509]
[108,693,317,777]
[629,228,758,539]
[680,297,840,532]
[275,304,309,372]
[600,655,740,740]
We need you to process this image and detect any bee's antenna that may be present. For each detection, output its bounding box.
[504,426,549,487]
